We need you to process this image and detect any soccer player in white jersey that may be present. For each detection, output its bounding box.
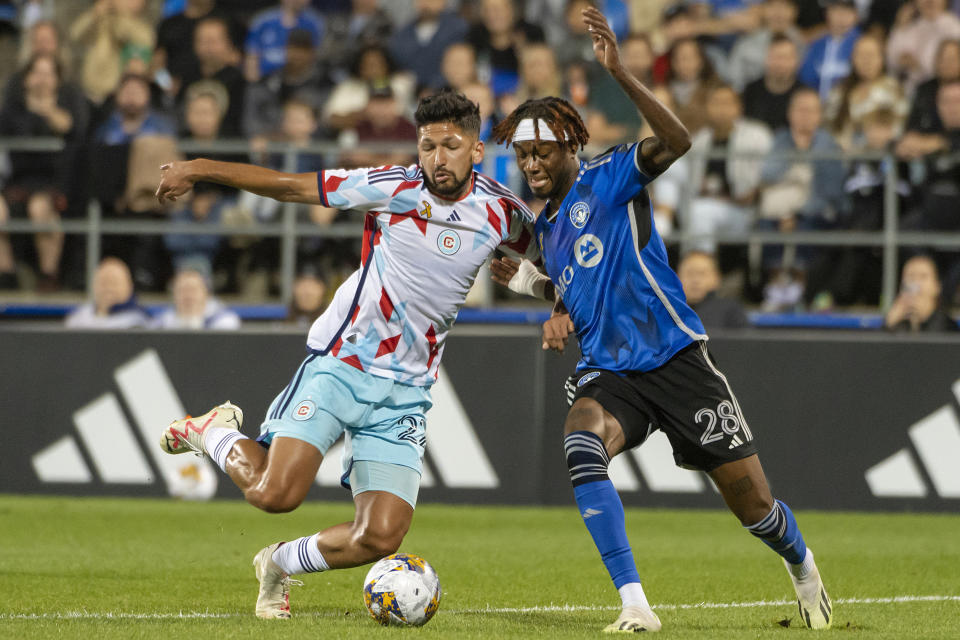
[154,91,539,619]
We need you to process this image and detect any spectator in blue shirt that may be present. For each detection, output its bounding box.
[95,73,175,146]
[244,0,324,82]
[389,0,468,90]
[798,0,861,99]
[65,257,151,329]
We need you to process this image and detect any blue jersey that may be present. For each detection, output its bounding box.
[535,143,707,373]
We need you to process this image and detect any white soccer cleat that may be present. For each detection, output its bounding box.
[253,542,301,619]
[602,606,662,633]
[786,550,833,630]
[159,401,243,455]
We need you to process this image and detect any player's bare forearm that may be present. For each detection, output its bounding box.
[582,7,690,172]
[612,69,690,173]
[156,158,321,204]
[544,281,556,302]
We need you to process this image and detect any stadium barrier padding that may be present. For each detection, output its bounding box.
[2,327,958,512]
[0,302,919,329]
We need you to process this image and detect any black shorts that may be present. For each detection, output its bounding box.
[564,341,758,472]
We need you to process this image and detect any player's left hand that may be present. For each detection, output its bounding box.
[490,256,520,287]
[542,313,575,353]
[583,6,621,73]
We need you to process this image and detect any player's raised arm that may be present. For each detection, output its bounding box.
[582,7,691,175]
[156,159,322,205]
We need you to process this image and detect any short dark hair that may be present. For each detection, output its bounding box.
[414,90,481,136]
[769,33,798,49]
[350,44,395,79]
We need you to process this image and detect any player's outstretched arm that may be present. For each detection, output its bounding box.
[156,159,321,205]
[582,7,691,175]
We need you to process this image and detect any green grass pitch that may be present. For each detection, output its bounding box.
[0,495,957,639]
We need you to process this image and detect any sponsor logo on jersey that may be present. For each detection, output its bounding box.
[866,378,960,498]
[293,399,317,421]
[569,202,591,228]
[575,234,604,268]
[437,229,461,255]
[446,210,461,222]
[578,371,601,387]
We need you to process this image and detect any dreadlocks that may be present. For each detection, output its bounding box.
[492,97,590,151]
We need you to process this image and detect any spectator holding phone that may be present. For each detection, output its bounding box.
[885,255,959,332]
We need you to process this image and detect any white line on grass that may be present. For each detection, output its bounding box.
[1,595,957,620]
[462,595,960,614]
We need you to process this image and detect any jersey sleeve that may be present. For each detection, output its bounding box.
[582,143,655,204]
[317,165,423,213]
[496,197,541,263]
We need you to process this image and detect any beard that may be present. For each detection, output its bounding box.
[423,168,471,199]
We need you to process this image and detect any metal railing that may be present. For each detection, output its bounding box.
[0,137,957,308]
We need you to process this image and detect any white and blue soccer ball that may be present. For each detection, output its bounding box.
[363,553,441,626]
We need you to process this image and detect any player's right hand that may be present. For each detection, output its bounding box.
[156,161,196,203]
[543,313,575,353]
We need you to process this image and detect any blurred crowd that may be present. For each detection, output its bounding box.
[0,0,958,329]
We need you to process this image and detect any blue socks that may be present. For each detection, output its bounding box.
[746,499,808,565]
[565,431,641,589]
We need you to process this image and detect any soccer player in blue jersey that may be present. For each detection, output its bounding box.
[490,7,832,633]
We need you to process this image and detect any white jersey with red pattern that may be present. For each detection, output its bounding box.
[309,165,539,386]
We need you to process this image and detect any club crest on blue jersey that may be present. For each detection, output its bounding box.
[569,202,591,228]
[437,229,461,255]
[293,399,316,421]
[578,371,600,386]
[575,234,604,268]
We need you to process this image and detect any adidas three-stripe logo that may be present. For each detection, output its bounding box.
[866,378,960,498]
[32,353,503,494]
[30,349,219,499]
[446,210,461,222]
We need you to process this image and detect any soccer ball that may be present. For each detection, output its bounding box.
[362,553,441,626]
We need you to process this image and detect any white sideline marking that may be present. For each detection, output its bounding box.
[1,595,957,620]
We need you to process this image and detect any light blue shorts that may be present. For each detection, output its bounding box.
[258,355,431,506]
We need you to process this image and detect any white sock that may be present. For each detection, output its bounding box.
[618,582,650,609]
[271,533,329,575]
[789,548,815,579]
[202,426,247,472]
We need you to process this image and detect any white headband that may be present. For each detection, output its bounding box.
[511,118,562,144]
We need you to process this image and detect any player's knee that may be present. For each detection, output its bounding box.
[352,521,403,561]
[246,485,303,514]
[563,402,604,436]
